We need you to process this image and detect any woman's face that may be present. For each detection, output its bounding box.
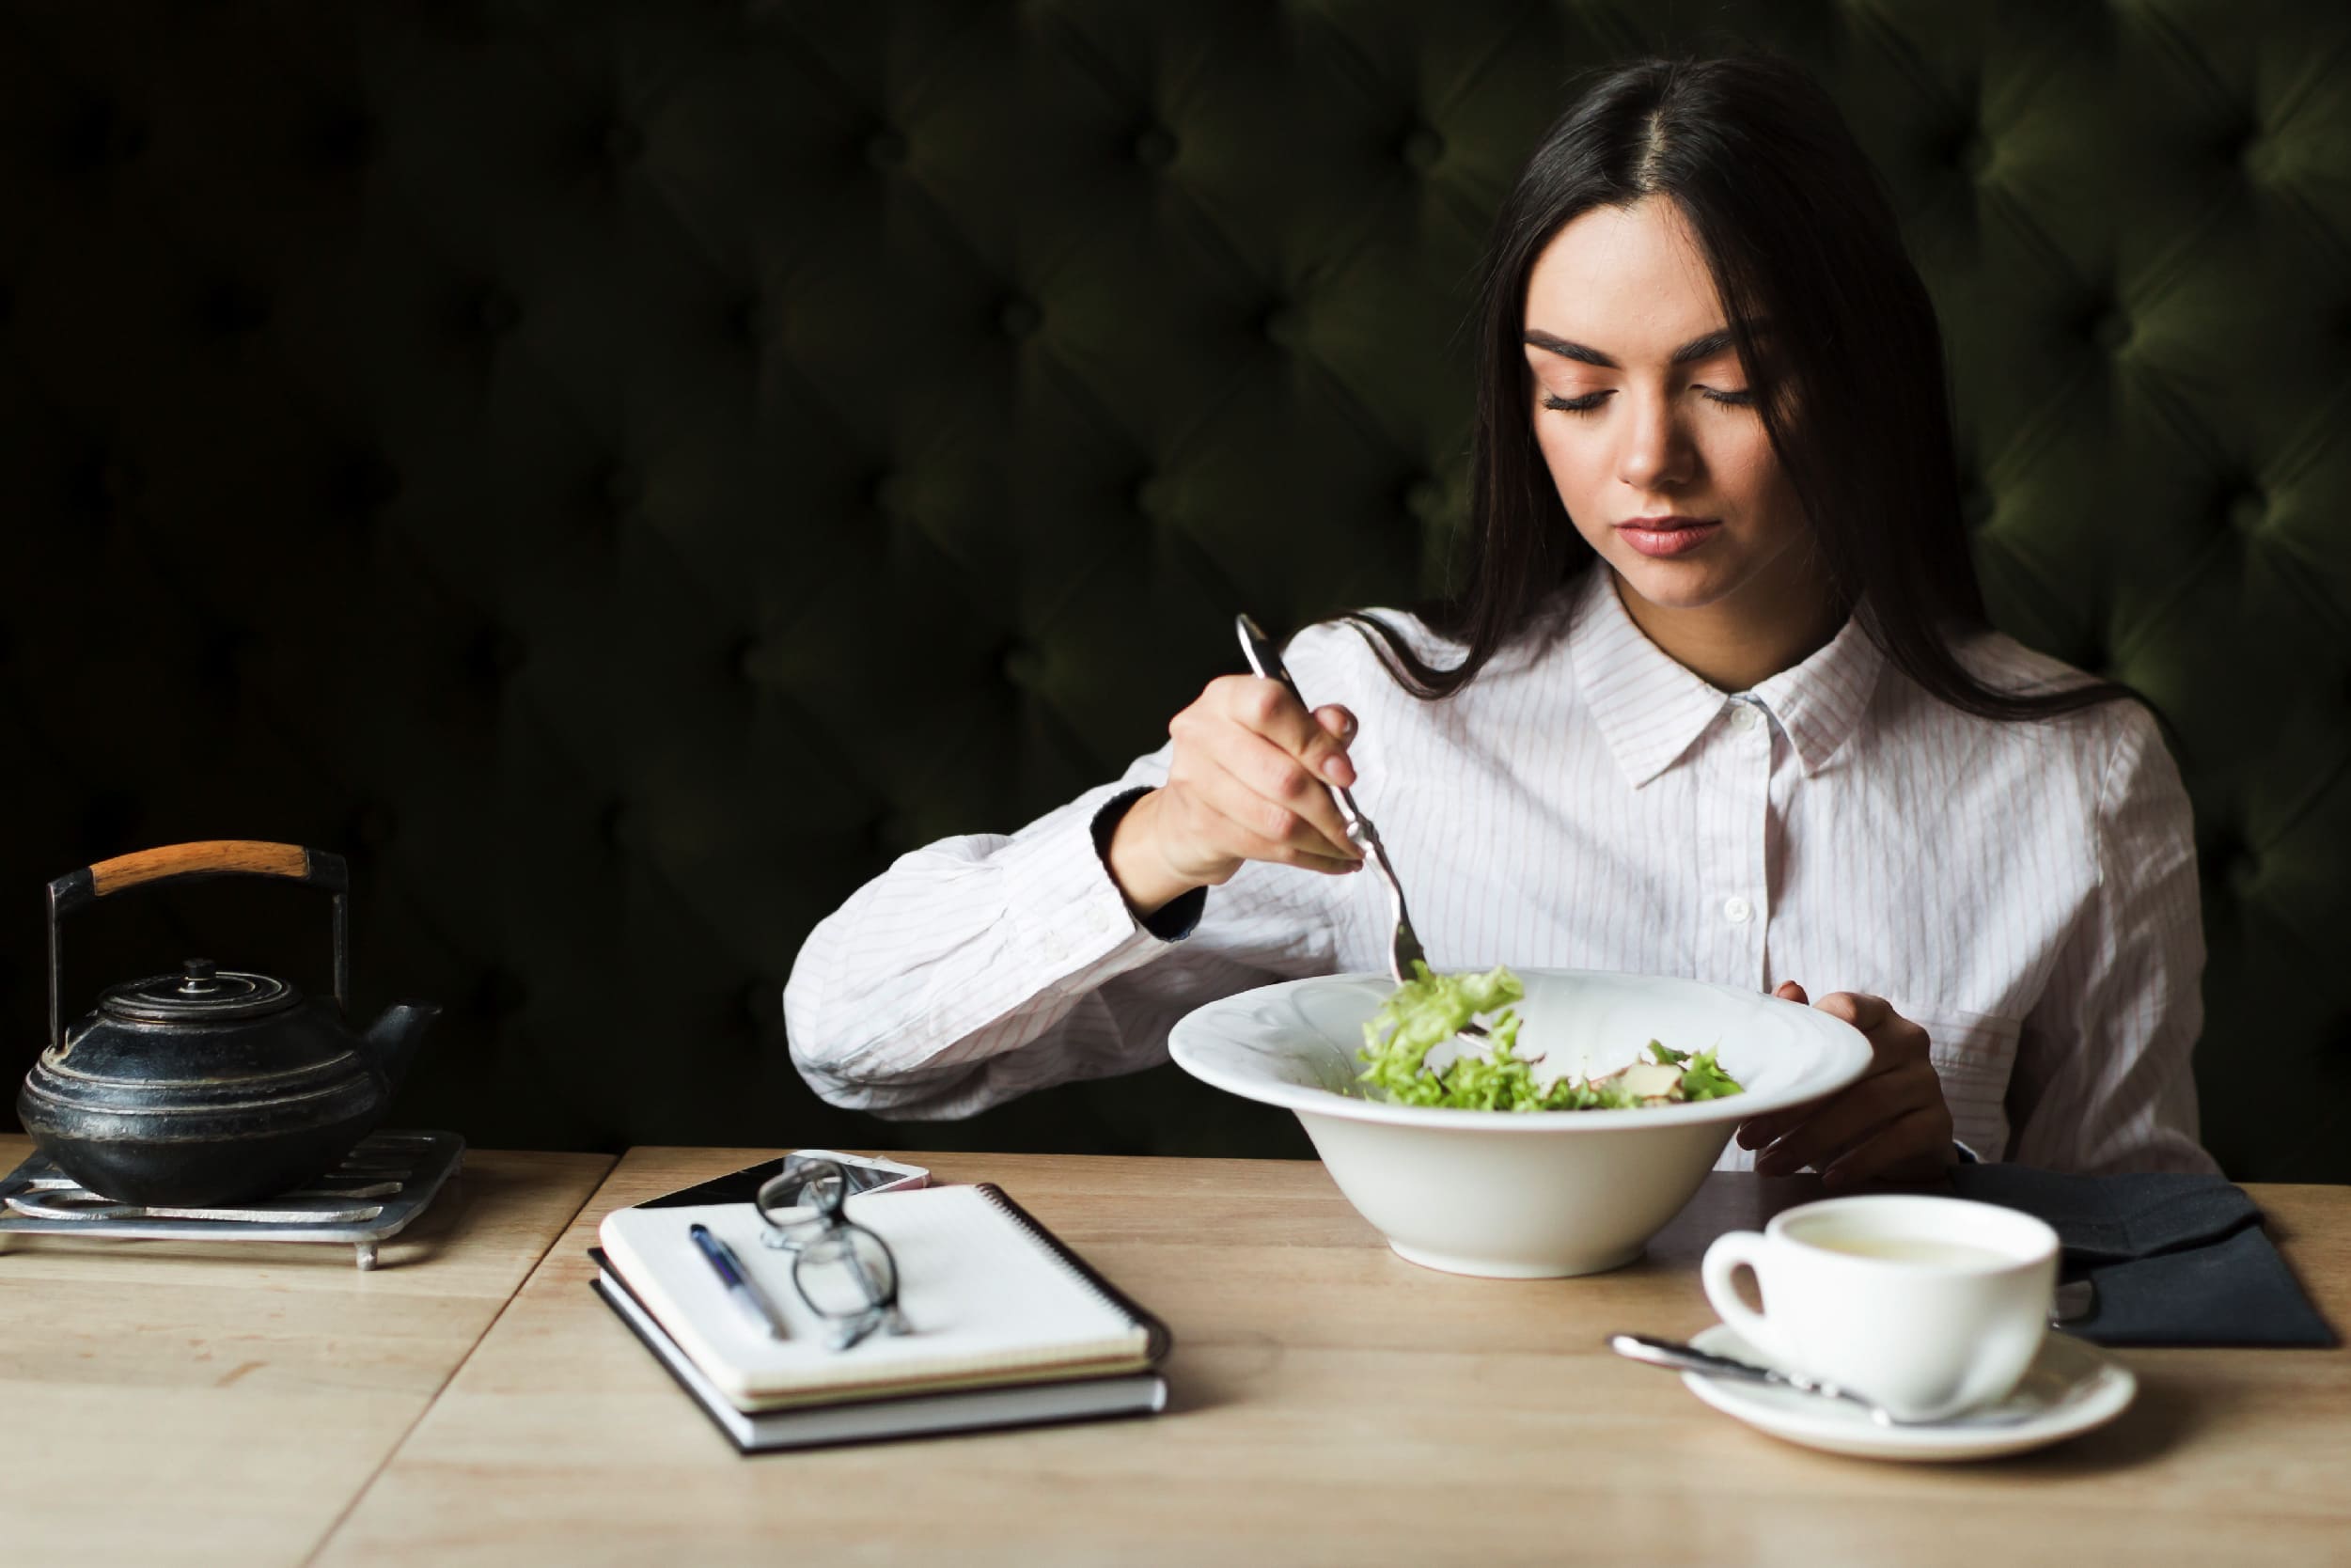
[1522,197,1815,635]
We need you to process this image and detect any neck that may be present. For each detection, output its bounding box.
[1609,559,1845,694]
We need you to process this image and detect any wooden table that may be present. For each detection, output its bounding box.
[0,1134,612,1567]
[306,1149,2351,1568]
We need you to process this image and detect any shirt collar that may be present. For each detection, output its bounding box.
[1748,605,1884,776]
[1567,570,1883,787]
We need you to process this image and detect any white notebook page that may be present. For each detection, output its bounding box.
[599,1184,1148,1406]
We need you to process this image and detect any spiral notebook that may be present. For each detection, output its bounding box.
[595,1183,1172,1413]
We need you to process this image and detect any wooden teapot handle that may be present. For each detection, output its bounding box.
[46,840,351,1052]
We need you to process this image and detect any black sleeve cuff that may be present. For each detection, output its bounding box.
[1089,786,1205,942]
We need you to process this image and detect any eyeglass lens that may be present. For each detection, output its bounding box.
[795,1226,899,1319]
[755,1160,847,1249]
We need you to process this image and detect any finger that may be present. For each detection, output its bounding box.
[1741,993,1917,1152]
[1736,1103,1819,1151]
[1217,725,1362,860]
[1216,675,1357,790]
[1817,1105,1952,1188]
[1194,750,1361,870]
[1735,1082,1837,1149]
[1816,991,1891,1031]
[1314,704,1358,746]
[1750,1068,1927,1176]
[1188,788,1361,876]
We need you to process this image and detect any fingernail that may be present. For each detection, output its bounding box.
[1324,756,1355,786]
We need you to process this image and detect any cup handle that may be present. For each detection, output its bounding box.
[1701,1230,1788,1365]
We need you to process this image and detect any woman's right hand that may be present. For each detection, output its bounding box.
[1105,676,1365,916]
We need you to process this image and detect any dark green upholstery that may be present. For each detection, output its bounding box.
[4,2,2348,1177]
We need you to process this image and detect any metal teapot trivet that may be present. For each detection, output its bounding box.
[0,1129,462,1269]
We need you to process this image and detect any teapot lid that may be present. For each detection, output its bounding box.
[100,958,300,1024]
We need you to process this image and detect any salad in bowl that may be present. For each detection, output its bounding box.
[1169,965,1872,1278]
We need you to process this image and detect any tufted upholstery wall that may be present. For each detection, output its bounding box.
[4,1,2349,1178]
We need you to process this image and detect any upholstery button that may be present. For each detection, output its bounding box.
[867,129,907,169]
[2229,854,2260,898]
[2091,310,2131,354]
[472,626,528,681]
[351,804,399,848]
[476,969,529,1021]
[873,472,909,515]
[63,100,149,168]
[1401,125,1443,171]
[329,454,401,520]
[1960,483,1994,531]
[603,802,635,852]
[2228,487,2266,534]
[1002,644,1042,686]
[602,463,638,515]
[1134,475,1169,518]
[474,288,520,336]
[743,982,775,1029]
[1959,133,1993,180]
[999,297,1041,338]
[1262,304,1301,349]
[1402,478,1441,521]
[1723,896,1753,924]
[728,293,764,345]
[313,108,374,169]
[101,456,146,506]
[1134,125,1177,169]
[200,280,270,337]
[603,119,644,164]
[2223,122,2264,171]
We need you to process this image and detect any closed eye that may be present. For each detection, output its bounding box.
[1540,387,1757,415]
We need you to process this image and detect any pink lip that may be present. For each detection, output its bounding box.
[1615,516,1721,558]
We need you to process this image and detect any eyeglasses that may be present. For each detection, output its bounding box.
[753,1158,912,1351]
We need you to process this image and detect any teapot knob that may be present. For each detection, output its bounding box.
[178,958,220,996]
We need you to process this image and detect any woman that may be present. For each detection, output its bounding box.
[784,55,2216,1182]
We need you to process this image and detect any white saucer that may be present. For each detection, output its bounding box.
[1680,1322,2137,1462]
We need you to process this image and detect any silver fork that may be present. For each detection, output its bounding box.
[1232,615,1488,1041]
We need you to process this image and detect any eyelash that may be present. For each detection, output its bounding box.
[1541,388,1756,415]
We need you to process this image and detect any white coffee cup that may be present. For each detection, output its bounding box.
[1700,1195,2061,1422]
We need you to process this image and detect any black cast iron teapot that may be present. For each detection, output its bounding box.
[17,840,440,1206]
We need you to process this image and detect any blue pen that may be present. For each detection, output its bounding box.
[688,1222,789,1341]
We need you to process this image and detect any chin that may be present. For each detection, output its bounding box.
[1607,555,1743,613]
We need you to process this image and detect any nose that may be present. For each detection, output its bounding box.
[1616,392,1695,492]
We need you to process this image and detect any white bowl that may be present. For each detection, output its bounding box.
[1168,968,1873,1278]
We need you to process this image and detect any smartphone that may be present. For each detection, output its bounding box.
[635,1149,930,1210]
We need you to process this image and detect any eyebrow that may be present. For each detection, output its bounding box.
[1521,326,1741,368]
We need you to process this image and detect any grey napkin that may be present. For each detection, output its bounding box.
[1949,1165,2335,1348]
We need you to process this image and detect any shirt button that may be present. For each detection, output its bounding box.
[1729,704,1761,732]
[1722,896,1753,924]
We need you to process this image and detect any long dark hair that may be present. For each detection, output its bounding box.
[1351,55,2133,722]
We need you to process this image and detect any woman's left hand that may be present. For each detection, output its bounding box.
[1734,982,1955,1186]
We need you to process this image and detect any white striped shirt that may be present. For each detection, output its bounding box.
[786,569,2216,1175]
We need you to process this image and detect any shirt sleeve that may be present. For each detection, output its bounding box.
[2006,704,2218,1174]
[781,742,1349,1121]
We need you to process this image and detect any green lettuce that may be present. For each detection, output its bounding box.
[1354,963,1745,1111]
